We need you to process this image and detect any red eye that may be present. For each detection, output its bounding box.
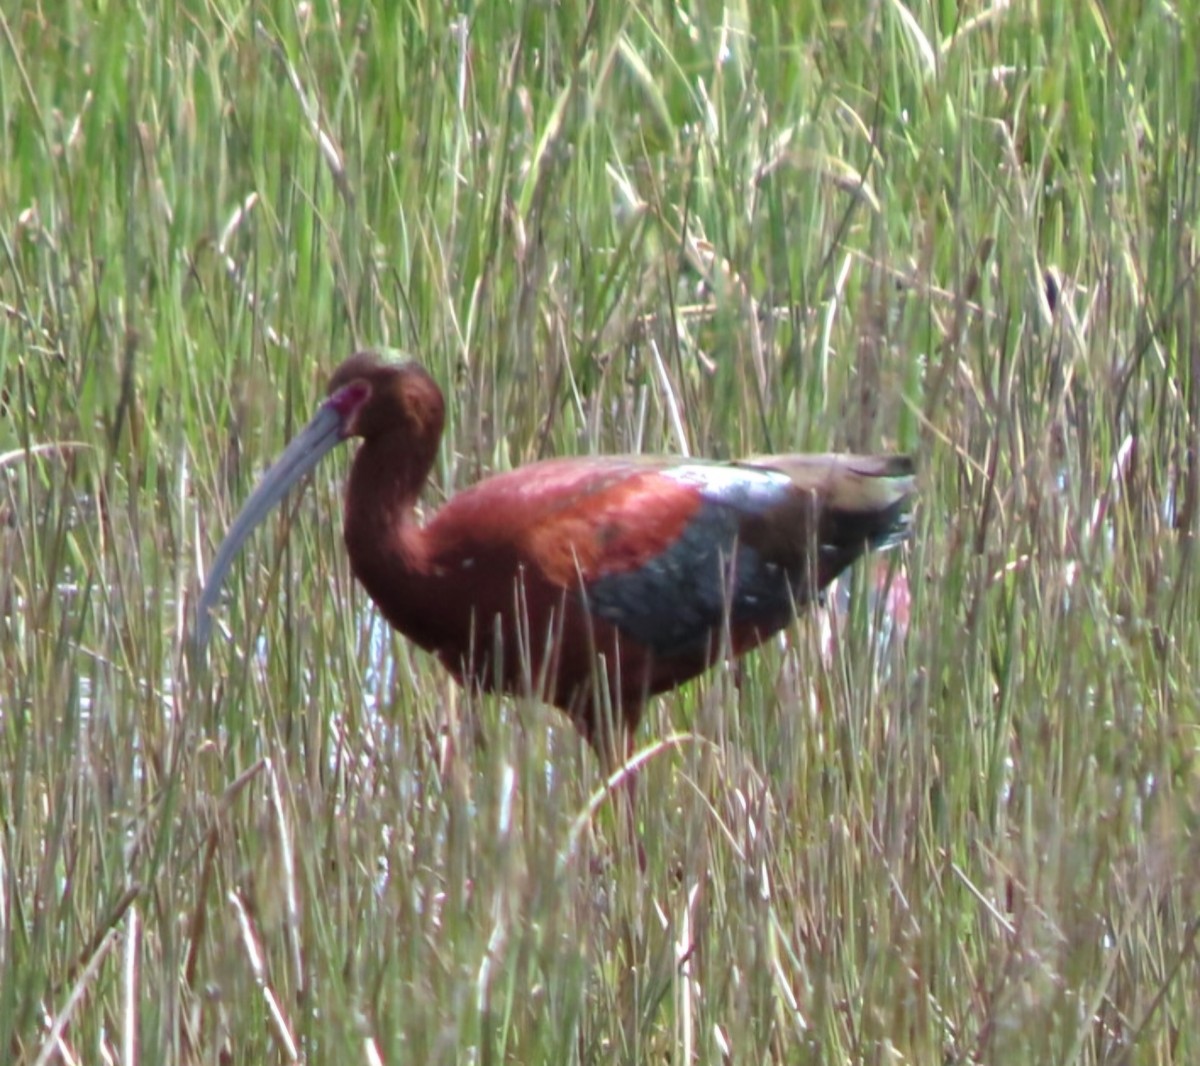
[330,379,370,419]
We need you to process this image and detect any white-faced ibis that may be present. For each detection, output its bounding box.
[197,350,915,769]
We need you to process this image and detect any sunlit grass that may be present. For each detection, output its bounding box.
[3,0,1200,1062]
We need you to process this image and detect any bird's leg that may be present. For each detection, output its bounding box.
[574,688,647,871]
[596,721,646,873]
[439,679,463,776]
[617,728,647,873]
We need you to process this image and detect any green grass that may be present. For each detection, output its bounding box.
[4,0,1200,1061]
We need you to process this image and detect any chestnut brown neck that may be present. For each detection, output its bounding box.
[343,430,437,581]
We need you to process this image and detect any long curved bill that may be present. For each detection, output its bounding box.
[194,403,345,652]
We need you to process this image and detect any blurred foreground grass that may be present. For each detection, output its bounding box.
[3,0,1200,1062]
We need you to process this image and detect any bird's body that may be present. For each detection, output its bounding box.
[197,350,916,766]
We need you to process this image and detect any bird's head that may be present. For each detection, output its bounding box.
[325,350,445,446]
[193,349,445,651]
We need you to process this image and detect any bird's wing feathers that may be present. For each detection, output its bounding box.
[432,454,911,659]
[742,453,915,518]
[519,459,807,657]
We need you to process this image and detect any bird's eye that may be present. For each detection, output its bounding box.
[329,380,371,419]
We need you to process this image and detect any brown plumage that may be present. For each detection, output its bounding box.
[198,350,916,767]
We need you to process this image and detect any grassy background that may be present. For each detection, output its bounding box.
[3,0,1200,1061]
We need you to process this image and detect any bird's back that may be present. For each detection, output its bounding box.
[361,452,913,736]
[575,453,914,659]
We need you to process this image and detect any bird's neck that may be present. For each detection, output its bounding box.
[343,436,435,578]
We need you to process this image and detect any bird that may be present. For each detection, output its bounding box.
[196,349,916,773]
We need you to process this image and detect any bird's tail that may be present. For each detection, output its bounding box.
[746,452,917,550]
[824,454,916,550]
